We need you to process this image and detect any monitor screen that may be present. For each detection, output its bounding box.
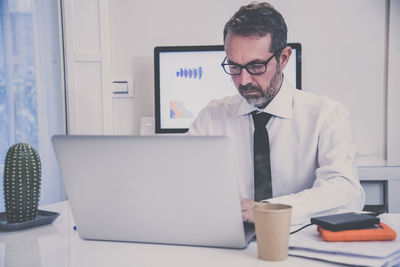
[154,43,301,133]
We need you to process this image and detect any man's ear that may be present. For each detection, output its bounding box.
[279,46,292,70]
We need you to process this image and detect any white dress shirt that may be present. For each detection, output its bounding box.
[187,78,365,224]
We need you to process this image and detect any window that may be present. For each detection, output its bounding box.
[0,0,66,212]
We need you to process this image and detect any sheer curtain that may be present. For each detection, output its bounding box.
[0,0,66,212]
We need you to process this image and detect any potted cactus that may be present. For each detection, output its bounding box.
[1,143,59,230]
[3,143,41,223]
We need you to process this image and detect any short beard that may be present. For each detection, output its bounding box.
[238,69,283,109]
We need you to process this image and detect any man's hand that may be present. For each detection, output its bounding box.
[241,198,258,223]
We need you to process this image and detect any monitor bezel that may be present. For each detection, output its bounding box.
[154,43,301,134]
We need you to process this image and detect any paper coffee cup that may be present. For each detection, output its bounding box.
[253,203,292,261]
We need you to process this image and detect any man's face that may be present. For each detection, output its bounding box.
[224,32,290,109]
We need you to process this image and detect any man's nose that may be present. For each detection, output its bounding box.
[238,68,253,86]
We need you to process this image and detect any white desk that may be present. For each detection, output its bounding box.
[0,201,343,267]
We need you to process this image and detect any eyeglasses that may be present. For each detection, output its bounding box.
[221,53,276,75]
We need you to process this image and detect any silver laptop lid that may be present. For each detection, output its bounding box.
[52,135,252,248]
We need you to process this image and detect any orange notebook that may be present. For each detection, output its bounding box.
[318,222,397,242]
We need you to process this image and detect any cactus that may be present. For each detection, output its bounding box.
[3,143,41,223]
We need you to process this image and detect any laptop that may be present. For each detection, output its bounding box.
[52,135,255,248]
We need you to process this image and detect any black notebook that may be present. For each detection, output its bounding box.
[310,212,380,231]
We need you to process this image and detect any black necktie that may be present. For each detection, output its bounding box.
[251,111,273,201]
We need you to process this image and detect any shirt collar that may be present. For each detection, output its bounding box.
[237,77,293,119]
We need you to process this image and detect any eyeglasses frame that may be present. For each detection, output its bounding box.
[221,51,280,76]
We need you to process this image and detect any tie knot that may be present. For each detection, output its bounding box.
[251,111,271,129]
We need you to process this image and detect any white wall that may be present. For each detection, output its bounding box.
[108,0,249,134]
[108,0,389,159]
[63,0,398,161]
[387,0,400,164]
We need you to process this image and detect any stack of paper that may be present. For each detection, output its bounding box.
[289,214,400,266]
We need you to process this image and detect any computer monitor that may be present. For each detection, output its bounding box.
[154,43,301,134]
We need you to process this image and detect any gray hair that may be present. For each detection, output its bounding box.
[223,2,288,57]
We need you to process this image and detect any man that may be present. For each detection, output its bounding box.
[187,2,365,224]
